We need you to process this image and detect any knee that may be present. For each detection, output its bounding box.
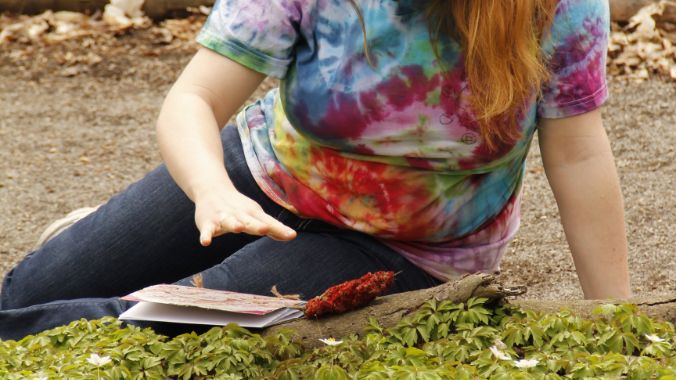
[0,266,39,310]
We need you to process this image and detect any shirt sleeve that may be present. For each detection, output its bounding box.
[196,0,317,78]
[537,0,610,119]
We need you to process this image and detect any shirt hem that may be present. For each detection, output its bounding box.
[538,84,609,119]
[196,30,289,79]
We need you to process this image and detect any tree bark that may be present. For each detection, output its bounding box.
[142,0,213,19]
[262,274,514,350]
[610,0,676,24]
[1,0,674,23]
[610,0,659,21]
[261,273,676,351]
[0,0,215,19]
[512,295,676,324]
[0,0,109,15]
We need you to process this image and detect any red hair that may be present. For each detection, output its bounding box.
[425,0,557,150]
[350,0,558,151]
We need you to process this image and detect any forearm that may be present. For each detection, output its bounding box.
[155,48,265,202]
[544,144,631,299]
[154,48,293,244]
[157,92,234,202]
[539,110,631,300]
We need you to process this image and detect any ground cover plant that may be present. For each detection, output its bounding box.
[0,2,674,379]
[1,298,674,379]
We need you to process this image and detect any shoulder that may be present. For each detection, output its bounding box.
[551,0,610,31]
[543,0,610,56]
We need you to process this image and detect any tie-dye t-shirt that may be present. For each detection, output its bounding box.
[196,0,610,280]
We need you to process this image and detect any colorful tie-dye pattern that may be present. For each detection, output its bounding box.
[197,0,610,281]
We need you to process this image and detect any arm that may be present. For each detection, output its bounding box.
[538,109,631,299]
[156,47,296,246]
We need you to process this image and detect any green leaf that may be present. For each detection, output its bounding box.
[436,323,450,340]
[315,364,350,380]
[404,347,427,358]
[416,324,430,343]
[593,304,618,317]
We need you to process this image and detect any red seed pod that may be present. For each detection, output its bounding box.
[304,271,395,318]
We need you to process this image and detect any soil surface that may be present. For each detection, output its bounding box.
[0,26,674,301]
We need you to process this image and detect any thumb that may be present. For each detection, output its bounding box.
[200,222,215,247]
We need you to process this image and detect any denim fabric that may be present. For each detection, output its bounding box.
[0,126,440,341]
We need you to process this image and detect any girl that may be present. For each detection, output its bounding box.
[0,0,631,340]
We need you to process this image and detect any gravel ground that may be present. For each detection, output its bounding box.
[0,43,674,301]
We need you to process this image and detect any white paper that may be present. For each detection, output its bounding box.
[118,284,305,328]
[119,301,304,328]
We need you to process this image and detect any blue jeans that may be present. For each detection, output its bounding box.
[0,126,440,340]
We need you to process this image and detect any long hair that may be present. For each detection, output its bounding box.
[349,0,558,151]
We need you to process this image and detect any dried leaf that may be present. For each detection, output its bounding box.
[191,273,204,288]
[103,4,133,29]
[53,11,87,24]
[27,21,49,40]
[110,0,145,19]
[270,285,301,300]
[60,65,87,77]
[608,1,676,81]
[150,27,173,44]
[199,6,212,15]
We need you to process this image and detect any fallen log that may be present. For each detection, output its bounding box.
[0,0,215,19]
[0,0,109,15]
[262,273,676,351]
[513,294,676,325]
[145,0,214,19]
[0,0,674,23]
[611,0,660,21]
[263,273,514,350]
[610,0,676,23]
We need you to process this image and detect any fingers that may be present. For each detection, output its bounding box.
[199,222,216,247]
[200,211,296,244]
[257,212,297,241]
[216,214,244,233]
[195,190,298,244]
[233,212,296,241]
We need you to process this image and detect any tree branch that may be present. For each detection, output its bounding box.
[261,273,676,351]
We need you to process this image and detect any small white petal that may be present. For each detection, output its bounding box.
[319,338,343,346]
[514,358,539,368]
[645,334,665,343]
[493,339,507,350]
[489,345,511,360]
[87,353,112,366]
[86,354,100,365]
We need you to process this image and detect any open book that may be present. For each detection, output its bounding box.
[118,284,306,328]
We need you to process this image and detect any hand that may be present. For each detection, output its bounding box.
[194,188,297,246]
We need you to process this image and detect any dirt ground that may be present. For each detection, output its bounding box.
[0,26,674,301]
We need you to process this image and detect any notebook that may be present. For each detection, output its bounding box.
[118,284,305,328]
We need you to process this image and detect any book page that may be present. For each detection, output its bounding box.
[121,284,305,315]
[119,301,304,328]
